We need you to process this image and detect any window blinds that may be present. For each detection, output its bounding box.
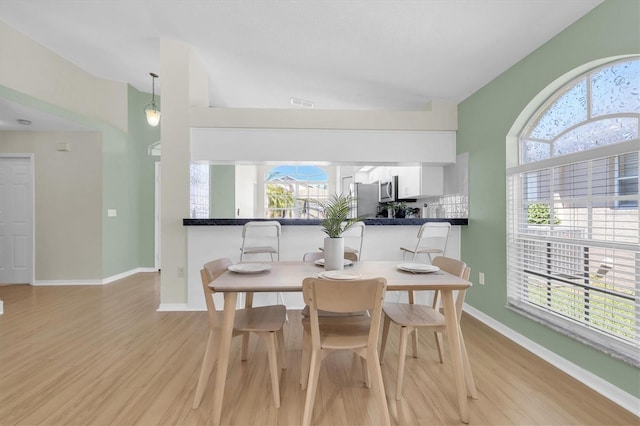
[507,149,639,365]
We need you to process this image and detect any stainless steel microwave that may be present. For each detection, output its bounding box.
[379,176,398,202]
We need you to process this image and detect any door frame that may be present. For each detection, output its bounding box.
[154,161,161,271]
[0,154,35,284]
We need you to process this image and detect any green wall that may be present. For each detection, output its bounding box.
[101,124,137,277]
[129,85,161,268]
[458,0,640,397]
[102,85,159,276]
[210,165,236,218]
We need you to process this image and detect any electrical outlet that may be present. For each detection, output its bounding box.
[478,272,485,285]
[178,267,184,278]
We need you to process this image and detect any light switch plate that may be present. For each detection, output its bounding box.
[107,209,117,217]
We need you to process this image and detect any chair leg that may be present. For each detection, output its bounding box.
[276,328,287,370]
[274,292,289,323]
[266,332,281,408]
[379,314,391,365]
[411,328,419,358]
[192,330,218,409]
[362,356,371,388]
[241,332,250,361]
[407,291,419,358]
[368,349,391,426]
[434,331,445,363]
[459,331,478,399]
[300,328,311,388]
[302,349,322,426]
[396,326,409,400]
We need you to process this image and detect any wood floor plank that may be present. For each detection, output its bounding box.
[0,273,637,425]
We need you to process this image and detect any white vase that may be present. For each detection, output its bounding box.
[323,237,344,271]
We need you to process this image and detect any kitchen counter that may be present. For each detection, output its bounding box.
[181,218,465,311]
[183,217,468,226]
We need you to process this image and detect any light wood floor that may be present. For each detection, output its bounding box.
[0,273,637,426]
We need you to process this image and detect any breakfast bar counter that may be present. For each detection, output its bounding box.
[183,217,468,226]
[182,218,467,311]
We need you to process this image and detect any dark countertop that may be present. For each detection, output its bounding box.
[183,218,468,226]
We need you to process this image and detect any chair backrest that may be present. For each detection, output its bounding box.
[303,251,324,262]
[341,221,366,258]
[431,256,469,322]
[457,266,471,321]
[242,221,281,238]
[344,252,358,262]
[432,256,466,277]
[201,258,233,329]
[302,277,387,348]
[415,222,451,253]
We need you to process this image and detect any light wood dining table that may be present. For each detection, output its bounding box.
[207,260,474,425]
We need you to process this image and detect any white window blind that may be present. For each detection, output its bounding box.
[507,58,639,366]
[507,149,639,365]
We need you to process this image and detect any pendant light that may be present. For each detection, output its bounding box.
[144,72,161,126]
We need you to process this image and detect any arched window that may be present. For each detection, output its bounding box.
[265,165,328,218]
[507,58,639,365]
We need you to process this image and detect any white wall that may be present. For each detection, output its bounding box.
[191,128,457,165]
[189,100,458,130]
[160,39,209,304]
[160,41,460,306]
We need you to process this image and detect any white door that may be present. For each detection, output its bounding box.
[0,156,34,284]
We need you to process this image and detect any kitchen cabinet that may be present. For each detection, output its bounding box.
[368,166,392,184]
[397,166,443,198]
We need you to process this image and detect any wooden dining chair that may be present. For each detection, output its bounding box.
[192,258,287,409]
[379,256,477,400]
[299,251,365,387]
[301,276,390,426]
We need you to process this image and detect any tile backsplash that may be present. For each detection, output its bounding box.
[421,193,468,218]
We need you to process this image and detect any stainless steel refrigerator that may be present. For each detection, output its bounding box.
[349,183,379,218]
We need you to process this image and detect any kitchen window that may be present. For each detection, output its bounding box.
[507,58,639,366]
[264,165,328,218]
[190,163,210,218]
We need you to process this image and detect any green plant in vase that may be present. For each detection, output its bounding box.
[392,201,408,218]
[320,193,362,237]
[319,193,363,270]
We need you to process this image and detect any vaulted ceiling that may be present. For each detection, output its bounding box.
[0,0,603,130]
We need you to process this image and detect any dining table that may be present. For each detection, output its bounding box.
[207,260,475,425]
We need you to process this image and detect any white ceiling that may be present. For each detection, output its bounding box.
[0,98,94,131]
[0,0,603,127]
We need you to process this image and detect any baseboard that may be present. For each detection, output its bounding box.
[463,304,640,416]
[33,267,158,286]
